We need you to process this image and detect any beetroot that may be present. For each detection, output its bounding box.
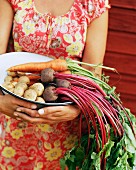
[55,79,71,88]
[41,68,55,83]
[43,86,58,102]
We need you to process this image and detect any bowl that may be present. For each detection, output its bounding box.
[0,52,73,109]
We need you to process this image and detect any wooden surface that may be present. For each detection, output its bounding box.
[104,0,136,115]
[107,31,136,55]
[109,8,136,33]
[110,0,136,9]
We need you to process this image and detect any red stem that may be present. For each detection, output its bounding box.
[56,87,101,152]
[82,88,124,136]
[55,73,107,96]
[56,88,91,151]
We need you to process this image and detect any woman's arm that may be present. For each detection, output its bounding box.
[0,0,13,54]
[82,10,109,78]
[0,0,13,95]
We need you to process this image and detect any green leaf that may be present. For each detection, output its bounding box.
[107,86,116,95]
[75,147,85,161]
[60,158,66,170]
[112,152,132,170]
[125,109,136,124]
[90,140,115,170]
[91,152,101,170]
[124,123,136,153]
[82,157,90,170]
[105,140,115,158]
[106,137,125,169]
[68,155,76,163]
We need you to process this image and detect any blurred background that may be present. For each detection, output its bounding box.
[104,0,136,116]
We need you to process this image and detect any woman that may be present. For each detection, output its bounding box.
[0,0,110,169]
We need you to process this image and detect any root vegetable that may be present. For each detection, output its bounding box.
[29,80,39,86]
[59,70,71,74]
[23,89,37,101]
[7,71,17,77]
[17,71,26,76]
[13,77,19,82]
[2,82,14,90]
[18,76,30,84]
[7,58,68,72]
[12,81,18,87]
[14,86,25,97]
[8,88,15,93]
[26,74,40,80]
[36,97,45,103]
[4,76,13,82]
[41,68,55,83]
[7,58,115,75]
[55,79,71,88]
[29,83,44,96]
[43,86,58,102]
[15,82,28,91]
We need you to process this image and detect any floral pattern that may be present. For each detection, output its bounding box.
[0,114,79,169]
[9,0,110,59]
[1,0,110,169]
[2,147,16,159]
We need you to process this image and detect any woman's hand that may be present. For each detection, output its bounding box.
[13,105,81,124]
[0,94,37,119]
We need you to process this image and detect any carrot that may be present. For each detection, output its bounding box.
[29,80,39,86]
[59,70,71,74]
[13,77,19,82]
[7,59,68,72]
[26,74,41,80]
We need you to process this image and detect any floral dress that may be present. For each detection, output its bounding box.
[0,0,110,169]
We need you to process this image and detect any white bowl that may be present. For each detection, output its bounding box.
[0,52,72,108]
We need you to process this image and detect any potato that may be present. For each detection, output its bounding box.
[36,97,45,103]
[2,82,14,90]
[23,89,37,101]
[29,83,44,96]
[8,88,15,93]
[14,86,25,97]
[4,76,13,82]
[7,71,17,77]
[18,76,30,84]
[12,81,18,87]
[17,72,26,76]
[15,82,28,91]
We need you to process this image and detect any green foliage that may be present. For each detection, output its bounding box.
[61,111,136,170]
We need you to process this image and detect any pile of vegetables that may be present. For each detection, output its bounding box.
[2,73,45,102]
[7,58,136,170]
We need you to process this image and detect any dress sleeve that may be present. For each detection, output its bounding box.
[7,0,19,11]
[82,0,111,25]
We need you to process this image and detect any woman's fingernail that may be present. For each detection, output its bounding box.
[38,109,44,115]
[31,105,37,109]
[16,108,21,112]
[14,112,18,116]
